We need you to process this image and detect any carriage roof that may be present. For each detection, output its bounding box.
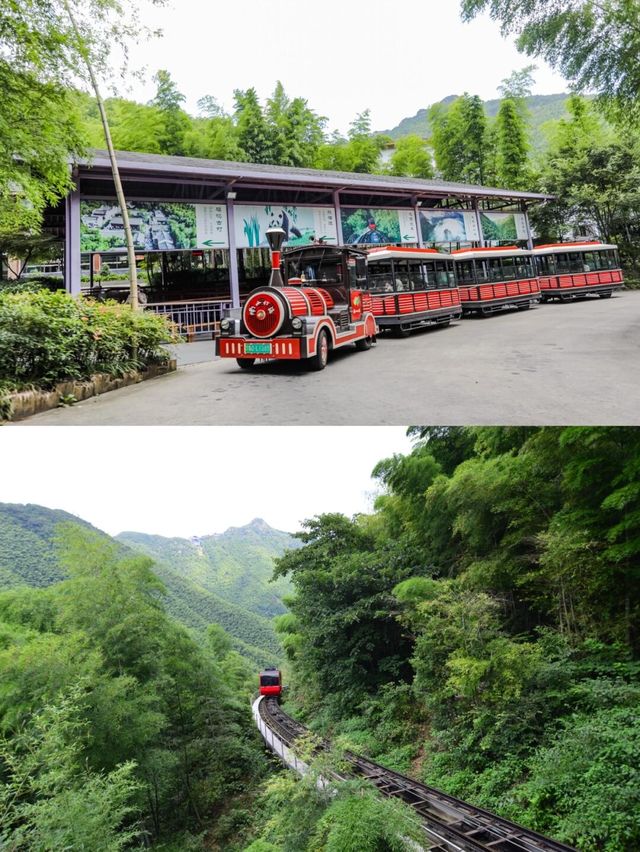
[533,241,618,255]
[366,247,451,262]
[451,247,533,261]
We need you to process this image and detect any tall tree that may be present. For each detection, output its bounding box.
[430,94,488,184]
[151,69,190,156]
[387,135,434,178]
[3,0,165,305]
[234,88,274,165]
[461,0,640,123]
[495,97,530,188]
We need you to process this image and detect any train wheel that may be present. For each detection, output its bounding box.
[355,335,372,351]
[309,329,330,371]
[599,291,612,298]
[236,358,255,369]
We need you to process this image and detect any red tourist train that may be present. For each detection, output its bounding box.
[364,246,461,336]
[215,228,377,371]
[533,241,624,301]
[259,668,282,697]
[452,246,541,315]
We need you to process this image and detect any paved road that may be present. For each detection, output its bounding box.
[20,292,640,426]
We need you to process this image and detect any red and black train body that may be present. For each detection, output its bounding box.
[452,246,541,315]
[215,228,377,370]
[259,668,282,697]
[365,246,461,335]
[534,241,624,301]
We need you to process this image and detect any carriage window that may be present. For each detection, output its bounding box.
[260,675,280,686]
[501,256,517,280]
[393,259,411,292]
[455,260,476,284]
[368,261,394,293]
[406,261,426,291]
[536,254,555,275]
[475,260,489,283]
[485,257,504,281]
[434,262,450,288]
[447,261,456,286]
[555,253,571,274]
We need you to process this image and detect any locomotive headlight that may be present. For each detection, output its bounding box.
[220,318,231,334]
[291,316,303,333]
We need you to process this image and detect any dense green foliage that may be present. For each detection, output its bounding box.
[0,506,287,662]
[275,427,640,851]
[0,525,266,848]
[242,772,425,852]
[0,290,176,414]
[0,0,163,238]
[118,518,294,620]
[461,0,640,123]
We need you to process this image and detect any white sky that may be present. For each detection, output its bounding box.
[0,426,413,538]
[117,0,570,134]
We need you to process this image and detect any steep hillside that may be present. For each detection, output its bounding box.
[0,503,99,588]
[117,518,295,619]
[382,93,575,150]
[0,504,283,664]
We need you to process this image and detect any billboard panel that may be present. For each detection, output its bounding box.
[419,210,480,244]
[340,207,418,245]
[80,200,229,253]
[235,205,338,249]
[480,211,529,242]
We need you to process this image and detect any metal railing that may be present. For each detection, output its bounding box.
[146,298,232,339]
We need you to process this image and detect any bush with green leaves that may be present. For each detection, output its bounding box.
[0,289,178,397]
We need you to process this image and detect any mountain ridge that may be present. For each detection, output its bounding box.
[0,503,293,664]
[379,92,577,150]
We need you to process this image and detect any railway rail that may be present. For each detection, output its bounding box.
[257,696,576,852]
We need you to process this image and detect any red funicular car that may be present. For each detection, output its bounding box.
[259,668,282,697]
[215,228,377,371]
[452,246,540,316]
[365,246,461,336]
[533,241,624,301]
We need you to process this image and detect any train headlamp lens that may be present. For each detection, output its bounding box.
[220,319,231,331]
[291,317,303,331]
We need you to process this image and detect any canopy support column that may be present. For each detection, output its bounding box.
[225,196,240,308]
[64,183,81,296]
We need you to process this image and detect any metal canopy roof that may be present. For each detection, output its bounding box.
[79,149,552,203]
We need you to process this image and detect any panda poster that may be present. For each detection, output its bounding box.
[235,205,338,248]
[419,210,480,244]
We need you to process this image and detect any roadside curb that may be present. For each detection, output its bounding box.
[1,360,177,423]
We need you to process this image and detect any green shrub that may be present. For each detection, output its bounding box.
[0,290,178,395]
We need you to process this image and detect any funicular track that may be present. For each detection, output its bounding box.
[258,697,576,852]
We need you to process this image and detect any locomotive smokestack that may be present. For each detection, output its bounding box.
[265,227,286,288]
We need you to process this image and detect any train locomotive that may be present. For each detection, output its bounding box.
[215,227,377,371]
[533,241,624,301]
[259,667,282,697]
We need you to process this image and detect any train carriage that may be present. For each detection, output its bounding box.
[215,228,377,371]
[259,668,282,697]
[364,246,461,336]
[453,246,540,315]
[534,241,624,301]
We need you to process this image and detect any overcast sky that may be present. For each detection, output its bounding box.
[1,427,413,538]
[120,0,569,134]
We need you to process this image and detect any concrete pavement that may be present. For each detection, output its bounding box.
[19,292,640,426]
